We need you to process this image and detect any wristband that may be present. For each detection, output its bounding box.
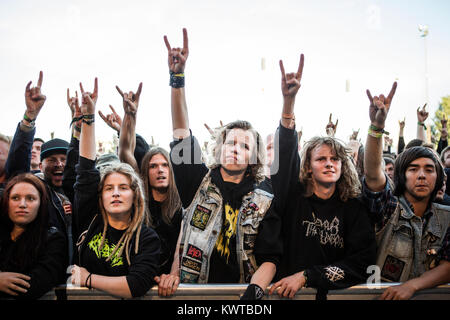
[282,113,295,121]
[23,113,36,126]
[369,124,389,138]
[70,115,84,127]
[82,114,95,125]
[85,273,92,289]
[240,283,264,300]
[418,121,427,130]
[169,71,185,88]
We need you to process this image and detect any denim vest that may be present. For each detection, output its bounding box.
[376,196,450,282]
[178,170,273,284]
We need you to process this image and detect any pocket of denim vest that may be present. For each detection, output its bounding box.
[389,224,414,259]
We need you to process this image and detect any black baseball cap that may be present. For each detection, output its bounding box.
[40,138,69,161]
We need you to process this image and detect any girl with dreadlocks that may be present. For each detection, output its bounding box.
[69,79,160,299]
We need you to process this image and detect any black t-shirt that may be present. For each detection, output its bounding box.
[79,219,161,298]
[149,198,182,275]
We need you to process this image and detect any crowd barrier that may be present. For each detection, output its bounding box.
[39,283,450,300]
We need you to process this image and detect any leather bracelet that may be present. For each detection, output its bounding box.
[85,273,92,289]
[282,113,295,120]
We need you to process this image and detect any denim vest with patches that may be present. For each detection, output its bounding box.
[376,196,450,282]
[178,170,273,284]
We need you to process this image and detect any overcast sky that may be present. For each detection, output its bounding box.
[1,0,449,151]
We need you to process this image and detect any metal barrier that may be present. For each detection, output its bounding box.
[39,283,450,300]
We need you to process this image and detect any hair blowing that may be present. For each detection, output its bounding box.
[140,147,181,226]
[97,163,148,266]
[0,173,49,272]
[300,136,361,202]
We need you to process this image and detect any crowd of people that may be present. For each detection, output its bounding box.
[0,28,449,301]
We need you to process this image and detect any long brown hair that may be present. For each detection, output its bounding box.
[97,163,147,266]
[1,173,49,271]
[140,147,181,226]
[300,136,361,201]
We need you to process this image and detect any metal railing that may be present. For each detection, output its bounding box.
[40,283,450,300]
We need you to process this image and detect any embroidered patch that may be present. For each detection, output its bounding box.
[182,257,202,272]
[243,234,257,251]
[324,266,345,282]
[381,255,405,282]
[63,203,72,215]
[186,244,203,261]
[190,205,212,231]
[180,270,199,283]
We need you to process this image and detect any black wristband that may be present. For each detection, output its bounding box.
[169,71,185,88]
[240,283,264,300]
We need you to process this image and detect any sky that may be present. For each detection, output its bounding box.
[1,0,449,152]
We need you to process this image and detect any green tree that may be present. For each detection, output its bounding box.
[430,95,450,146]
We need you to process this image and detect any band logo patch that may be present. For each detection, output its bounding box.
[180,270,199,283]
[186,244,203,261]
[243,234,257,251]
[190,205,212,231]
[63,203,72,215]
[182,257,202,273]
[381,255,405,282]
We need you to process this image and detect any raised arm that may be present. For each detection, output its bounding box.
[117,83,142,172]
[416,103,428,142]
[398,117,405,154]
[364,82,397,192]
[271,54,304,213]
[5,71,46,178]
[165,28,190,139]
[437,115,448,155]
[79,78,98,160]
[326,113,338,137]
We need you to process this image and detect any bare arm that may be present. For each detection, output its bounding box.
[250,262,276,291]
[416,103,428,142]
[79,78,98,160]
[117,83,142,172]
[164,28,190,139]
[364,82,397,192]
[380,260,450,300]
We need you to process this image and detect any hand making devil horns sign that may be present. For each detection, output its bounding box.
[164,28,189,74]
[280,54,304,129]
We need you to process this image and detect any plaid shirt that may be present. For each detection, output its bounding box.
[361,177,398,233]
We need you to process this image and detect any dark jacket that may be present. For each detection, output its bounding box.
[0,226,68,300]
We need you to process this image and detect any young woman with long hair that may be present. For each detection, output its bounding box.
[69,79,160,299]
[0,173,67,299]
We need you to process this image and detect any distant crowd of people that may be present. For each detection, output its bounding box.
[0,28,448,300]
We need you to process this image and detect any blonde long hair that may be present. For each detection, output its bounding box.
[300,136,361,201]
[97,162,148,265]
